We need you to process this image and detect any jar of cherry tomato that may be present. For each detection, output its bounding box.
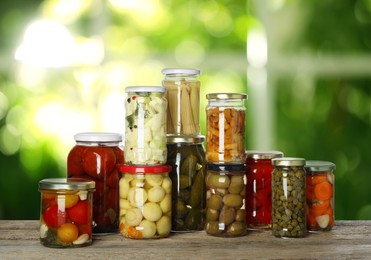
[118,165,172,239]
[305,160,335,232]
[206,93,247,163]
[39,178,95,248]
[245,150,283,229]
[67,132,124,234]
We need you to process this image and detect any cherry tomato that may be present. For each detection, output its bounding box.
[57,223,79,243]
[67,146,86,176]
[68,201,89,225]
[112,146,125,164]
[43,205,68,228]
[82,147,116,179]
[106,188,119,211]
[107,169,120,188]
[78,222,92,237]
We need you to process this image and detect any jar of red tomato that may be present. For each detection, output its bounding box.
[245,150,283,229]
[67,132,124,233]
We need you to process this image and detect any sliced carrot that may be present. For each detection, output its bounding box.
[314,181,333,201]
[311,199,330,216]
[309,175,328,185]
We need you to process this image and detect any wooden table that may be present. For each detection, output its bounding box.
[1,220,371,259]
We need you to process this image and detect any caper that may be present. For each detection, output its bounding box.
[208,194,223,210]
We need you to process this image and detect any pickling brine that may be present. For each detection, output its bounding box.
[124,86,167,165]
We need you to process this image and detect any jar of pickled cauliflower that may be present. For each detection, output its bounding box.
[206,93,247,163]
[39,178,95,248]
[205,163,247,237]
[166,135,206,231]
[67,132,124,234]
[125,86,167,165]
[161,68,201,135]
[305,160,335,232]
[118,165,172,239]
[245,150,283,229]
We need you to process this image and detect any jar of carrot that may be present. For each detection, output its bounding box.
[305,160,335,232]
[205,93,247,163]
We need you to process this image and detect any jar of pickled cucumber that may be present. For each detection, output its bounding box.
[272,157,307,238]
[206,93,247,163]
[245,150,283,229]
[125,86,167,165]
[166,135,206,231]
[162,68,201,135]
[67,132,124,234]
[305,160,335,232]
[39,178,95,248]
[205,163,247,237]
[118,165,172,239]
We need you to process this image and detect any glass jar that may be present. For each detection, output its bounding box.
[272,157,307,238]
[245,150,284,229]
[124,86,167,165]
[166,135,206,232]
[205,163,247,237]
[39,178,95,248]
[67,132,124,234]
[305,160,335,232]
[161,68,201,135]
[205,93,247,163]
[118,165,172,239]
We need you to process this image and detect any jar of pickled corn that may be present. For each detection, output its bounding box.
[118,165,172,239]
[39,178,95,248]
[205,93,247,163]
[166,135,206,231]
[305,160,335,232]
[124,86,167,165]
[161,68,201,135]
[205,163,247,237]
[245,150,283,229]
[272,157,307,238]
[67,132,124,234]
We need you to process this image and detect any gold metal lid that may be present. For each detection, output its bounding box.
[39,178,95,190]
[206,93,248,100]
[272,157,306,167]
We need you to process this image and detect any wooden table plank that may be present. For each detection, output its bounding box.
[1,220,371,259]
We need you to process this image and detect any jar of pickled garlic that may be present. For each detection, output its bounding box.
[272,157,307,238]
[67,132,124,234]
[205,163,247,237]
[245,150,283,229]
[161,68,201,135]
[206,93,247,163]
[39,178,95,248]
[166,135,206,231]
[118,165,172,239]
[305,160,335,232]
[125,86,167,165]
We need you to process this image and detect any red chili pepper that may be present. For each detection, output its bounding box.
[132,96,136,100]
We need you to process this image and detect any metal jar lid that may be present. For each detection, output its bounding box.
[161,68,201,75]
[206,93,248,100]
[39,178,95,190]
[272,157,306,167]
[246,150,284,160]
[74,132,123,142]
[125,86,166,93]
[305,160,336,172]
[166,135,205,144]
[206,163,246,172]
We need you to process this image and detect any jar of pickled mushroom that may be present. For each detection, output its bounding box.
[166,135,206,231]
[39,178,95,248]
[125,86,167,165]
[206,93,247,163]
[67,132,124,234]
[272,157,306,238]
[245,150,284,229]
[161,68,201,135]
[205,163,247,237]
[118,165,172,239]
[305,160,335,232]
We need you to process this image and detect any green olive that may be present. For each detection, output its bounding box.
[205,221,223,235]
[208,194,223,210]
[223,194,243,208]
[206,172,230,189]
[228,175,244,194]
[206,208,219,221]
[235,209,246,222]
[227,221,246,236]
[219,207,236,226]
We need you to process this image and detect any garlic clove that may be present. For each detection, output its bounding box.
[40,224,48,238]
[73,233,89,245]
[77,190,88,200]
[316,214,330,229]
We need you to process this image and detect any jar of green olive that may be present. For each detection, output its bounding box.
[272,157,306,238]
[205,163,247,237]
[166,135,206,232]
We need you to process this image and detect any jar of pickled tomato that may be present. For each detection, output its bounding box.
[305,160,335,232]
[245,150,283,229]
[162,68,201,135]
[118,165,172,239]
[205,163,247,237]
[67,132,124,234]
[125,86,167,165]
[166,135,206,231]
[39,178,95,248]
[206,93,247,163]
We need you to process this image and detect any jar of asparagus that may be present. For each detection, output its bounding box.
[161,68,201,135]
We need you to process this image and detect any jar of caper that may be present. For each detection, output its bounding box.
[272,157,307,238]
[205,163,247,237]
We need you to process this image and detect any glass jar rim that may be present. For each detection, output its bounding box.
[272,157,306,166]
[305,160,336,172]
[125,86,165,93]
[206,163,245,172]
[74,132,122,142]
[246,150,284,160]
[161,68,201,75]
[206,93,248,100]
[39,178,95,190]
[119,164,171,174]
[166,134,205,144]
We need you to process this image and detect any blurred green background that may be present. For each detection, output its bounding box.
[0,0,370,220]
